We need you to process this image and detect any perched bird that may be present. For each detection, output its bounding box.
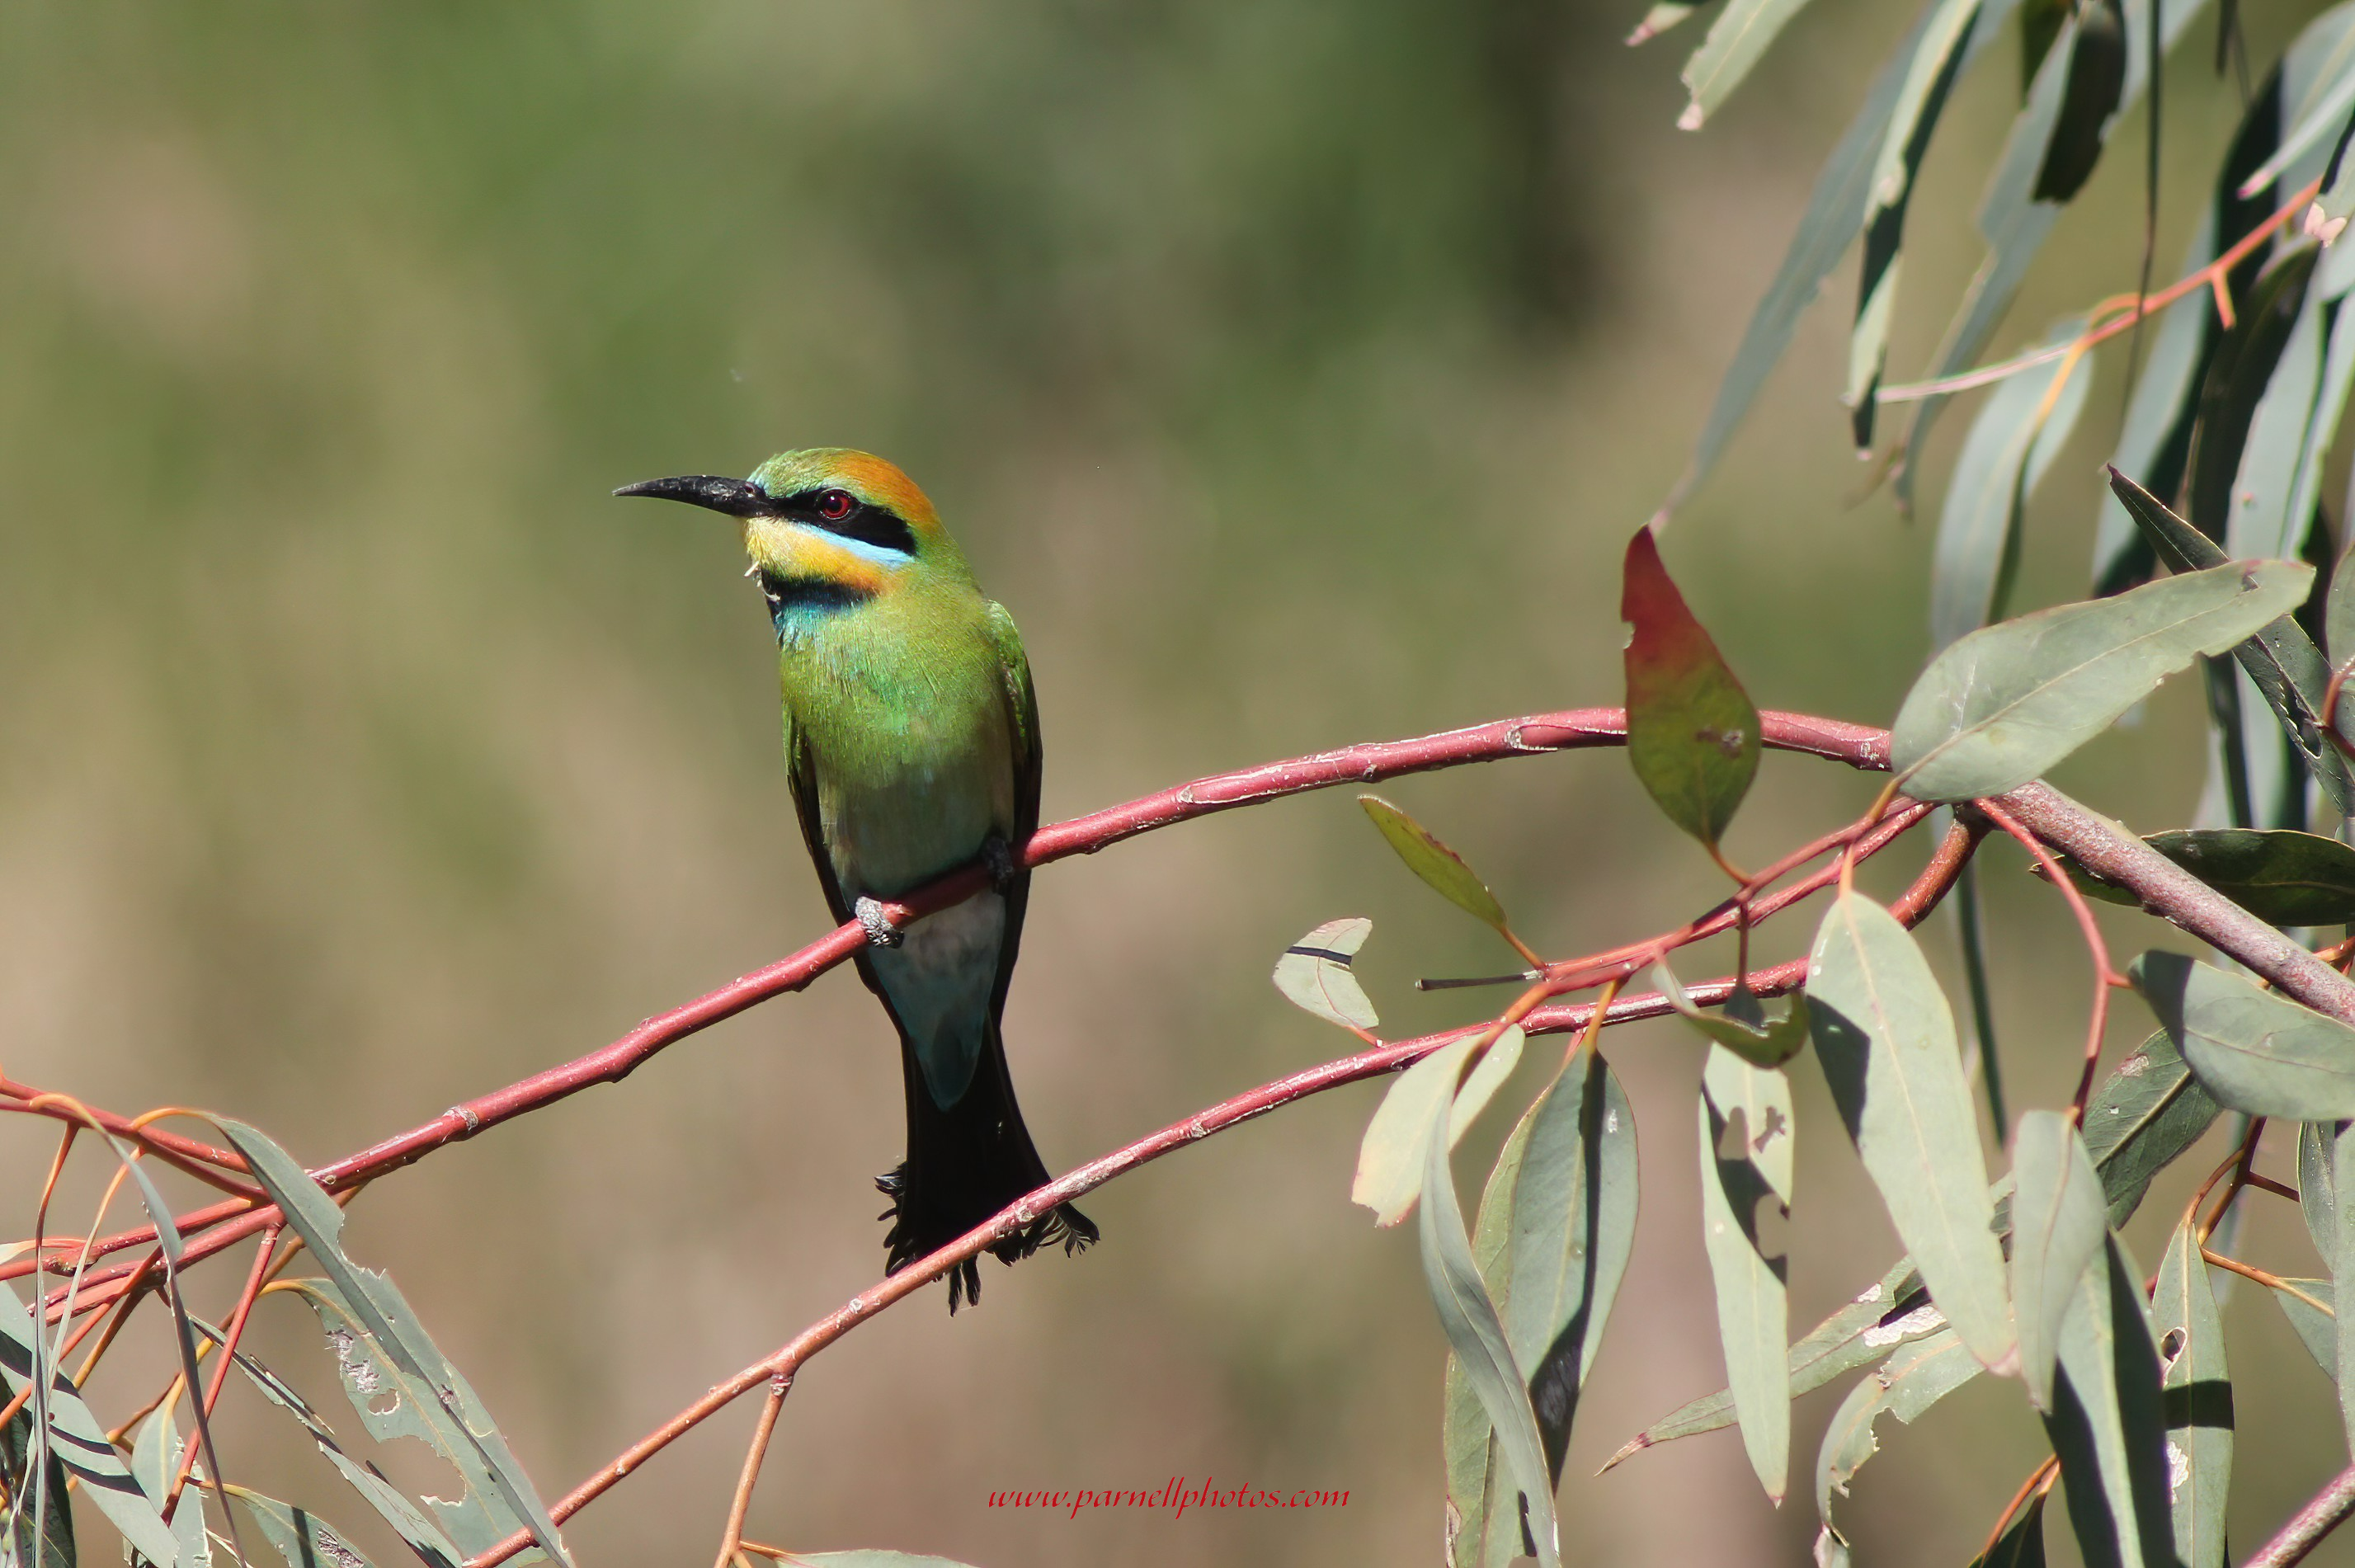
[617,450,1094,1308]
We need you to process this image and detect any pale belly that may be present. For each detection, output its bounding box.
[867,890,1005,1106]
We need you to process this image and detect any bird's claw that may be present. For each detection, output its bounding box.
[982,834,1020,894]
[855,897,905,949]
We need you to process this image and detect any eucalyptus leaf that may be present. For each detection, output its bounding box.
[2031,0,2124,199]
[1808,890,2014,1369]
[1968,1486,2049,1568]
[1676,0,1823,128]
[130,1410,204,1568]
[1812,1330,1984,1568]
[1627,0,1706,45]
[1272,918,1378,1031]
[2301,1118,2341,1264]
[2267,1274,2336,1372]
[1359,796,1511,937]
[2133,950,2355,1118]
[1353,1028,1524,1227]
[228,1490,379,1568]
[2048,826,2355,923]
[0,1377,73,1568]
[1655,963,1810,1067]
[2153,1220,2232,1568]
[2329,541,2355,677]
[1698,1045,1795,1500]
[2010,1112,2108,1412]
[1622,526,1760,850]
[2336,1123,2355,1452]
[0,1279,177,1567]
[1891,558,2315,800]
[2189,246,2320,539]
[2043,1237,2174,1568]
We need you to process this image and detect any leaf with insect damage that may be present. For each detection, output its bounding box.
[1273,918,1378,1031]
[1697,1044,1796,1500]
[2154,1218,2232,1568]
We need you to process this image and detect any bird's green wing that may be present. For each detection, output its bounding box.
[985,600,1041,1016]
[783,713,855,928]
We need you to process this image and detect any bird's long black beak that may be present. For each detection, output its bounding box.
[612,474,779,517]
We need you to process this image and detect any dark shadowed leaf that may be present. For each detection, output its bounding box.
[1697,1045,1796,1500]
[1622,527,1760,851]
[220,1120,570,1567]
[228,1490,380,1568]
[1808,890,2014,1369]
[1969,1485,2050,1568]
[1812,1330,1984,1568]
[2032,0,2125,199]
[1656,963,1810,1067]
[1354,1027,1524,1227]
[2188,246,2320,538]
[1447,1043,1636,1566]
[2043,1238,2175,1568]
[2011,1112,2108,1411]
[1273,918,1378,1031]
[2105,470,2355,813]
[1359,796,1512,938]
[0,1280,177,1566]
[2153,1220,2232,1568]
[0,1378,73,1568]
[1676,0,1825,128]
[1932,321,2094,653]
[1891,558,2315,799]
[2045,826,2355,924]
[1420,1076,1560,1568]
[2132,950,2355,1118]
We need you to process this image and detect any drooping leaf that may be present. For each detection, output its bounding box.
[1446,1043,1637,1567]
[228,1489,380,1568]
[2268,1274,2337,1372]
[1419,1076,1560,1568]
[1627,1,1707,45]
[219,1120,570,1567]
[1655,963,1810,1067]
[1622,526,1760,851]
[2189,246,2321,539]
[2235,41,2355,200]
[2225,258,2333,564]
[2133,950,2355,1118]
[1812,1330,1984,1568]
[2153,1220,2232,1568]
[2336,1123,2355,1453]
[2105,469,2355,815]
[0,1280,177,1567]
[1272,918,1378,1031]
[2043,1237,2175,1568]
[0,1374,73,1568]
[1697,1045,1795,1500]
[2043,825,2355,923]
[1808,890,2014,1369]
[1358,796,1513,939]
[1969,1485,2051,1568]
[2301,1118,2341,1264]
[2032,0,2126,199]
[2010,1112,2108,1411]
[2329,541,2355,677]
[1354,1028,1524,1226]
[1891,558,2315,800]
[130,1409,205,1568]
[1932,320,2094,653]
[1675,0,1824,129]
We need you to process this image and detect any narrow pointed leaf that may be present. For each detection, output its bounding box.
[1627,1,1707,45]
[1622,526,1760,850]
[2011,1112,2108,1410]
[1677,0,1821,128]
[1656,963,1810,1067]
[2189,247,2321,538]
[0,1382,73,1568]
[1812,1330,1984,1568]
[2337,1123,2355,1453]
[228,1490,379,1568]
[2268,1274,2337,1371]
[130,1410,204,1568]
[2043,1238,2175,1568]
[2133,949,2355,1118]
[1420,1083,1560,1568]
[2105,469,2355,814]
[2329,541,2355,675]
[2301,1118,2340,1264]
[1809,890,2014,1369]
[1273,918,1378,1031]
[1698,1045,1795,1500]
[1892,558,2315,799]
[1359,796,1511,936]
[2046,825,2355,923]
[1932,320,2094,653]
[1354,1028,1524,1226]
[2031,0,2125,200]
[0,1280,177,1567]
[2154,1221,2232,1568]
[1969,1486,2050,1568]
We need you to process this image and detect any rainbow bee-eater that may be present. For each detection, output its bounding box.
[617,449,1095,1309]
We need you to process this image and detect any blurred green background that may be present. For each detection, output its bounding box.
[2,2,2351,1564]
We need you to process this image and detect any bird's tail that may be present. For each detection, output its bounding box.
[877,1021,1095,1311]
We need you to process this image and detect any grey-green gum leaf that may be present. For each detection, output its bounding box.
[1892,559,2315,800]
[1676,0,1821,128]
[2336,1124,2355,1454]
[0,1278,177,1566]
[2154,1220,2231,1568]
[2010,1112,2108,1412]
[1811,1330,1984,1568]
[2043,1237,2175,1568]
[1698,1046,1795,1500]
[1807,891,2015,1368]
[2133,951,2355,1118]
[1273,917,1378,1031]
[1655,962,1809,1067]
[228,1490,380,1568]
[1354,1027,1523,1227]
[2301,1118,2340,1264]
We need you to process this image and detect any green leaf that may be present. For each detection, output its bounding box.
[2043,1237,2174,1568]
[1808,889,2014,1369]
[219,1120,569,1566]
[1627,1,1706,45]
[0,1377,73,1568]
[1445,1042,1637,1567]
[2046,826,2355,924]
[1358,796,1511,938]
[1655,962,1810,1067]
[2104,470,2355,816]
[2267,1274,2336,1372]
[1932,319,2094,653]
[1621,526,1760,850]
[2225,255,2334,564]
[2010,1112,2108,1412]
[1697,1045,1795,1500]
[2132,950,2355,1118]
[2092,219,2221,597]
[1675,0,1822,128]
[130,1409,205,1568]
[1272,918,1378,1031]
[2301,1118,2341,1264]
[1968,1485,2049,1568]
[2153,1220,2232,1568]
[2336,1123,2355,1454]
[2235,49,2355,201]
[0,1279,177,1567]
[2188,247,2320,539]
[1419,1071,1560,1568]
[1353,1027,1524,1226]
[228,1490,379,1568]
[2329,541,2355,676]
[1812,1330,1984,1568]
[1891,558,2315,800]
[2030,0,2124,200]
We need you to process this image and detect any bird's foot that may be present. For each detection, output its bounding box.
[981,833,1020,894]
[855,896,905,949]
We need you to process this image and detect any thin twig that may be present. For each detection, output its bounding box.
[713,1374,792,1568]
[2243,1461,2355,1567]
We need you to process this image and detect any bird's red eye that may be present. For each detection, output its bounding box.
[816,489,855,522]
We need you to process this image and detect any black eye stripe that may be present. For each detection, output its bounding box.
[778,487,918,558]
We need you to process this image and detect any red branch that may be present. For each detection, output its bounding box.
[16,709,1889,1312]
